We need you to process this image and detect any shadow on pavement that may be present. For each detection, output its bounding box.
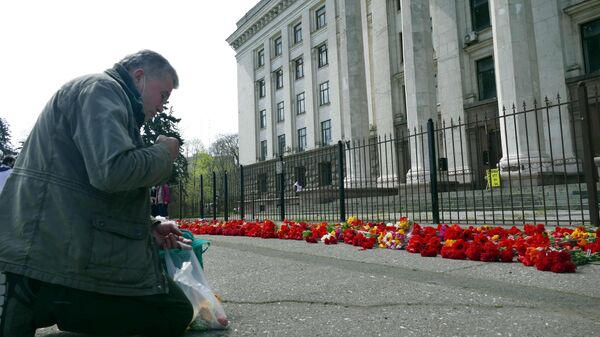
[36,325,233,337]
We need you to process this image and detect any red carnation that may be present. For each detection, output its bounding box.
[499,248,514,262]
[407,236,423,253]
[535,251,553,271]
[466,244,482,261]
[420,246,438,257]
[449,239,468,260]
[584,240,600,254]
[480,241,500,262]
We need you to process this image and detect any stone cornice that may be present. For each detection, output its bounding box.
[227,0,297,51]
[564,0,600,16]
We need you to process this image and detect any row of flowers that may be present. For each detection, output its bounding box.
[177,217,600,273]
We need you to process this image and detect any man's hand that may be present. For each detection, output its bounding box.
[152,220,192,249]
[156,135,180,161]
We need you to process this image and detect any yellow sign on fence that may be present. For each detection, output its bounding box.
[486,168,501,188]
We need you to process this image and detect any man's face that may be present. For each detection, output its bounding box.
[139,72,174,122]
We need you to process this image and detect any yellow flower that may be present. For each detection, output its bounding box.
[571,228,589,239]
[492,234,500,241]
[444,239,456,247]
[578,238,588,247]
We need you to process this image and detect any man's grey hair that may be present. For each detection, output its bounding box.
[118,50,179,88]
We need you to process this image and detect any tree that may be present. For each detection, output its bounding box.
[141,107,188,184]
[0,117,15,156]
[209,133,239,174]
[183,143,215,217]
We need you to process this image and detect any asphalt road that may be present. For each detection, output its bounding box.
[37,235,600,337]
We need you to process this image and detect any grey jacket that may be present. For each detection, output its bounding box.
[0,65,174,296]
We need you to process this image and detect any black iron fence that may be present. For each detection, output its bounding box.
[174,81,600,227]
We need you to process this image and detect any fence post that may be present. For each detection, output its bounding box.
[212,171,217,221]
[240,165,245,220]
[224,172,229,221]
[337,141,346,223]
[200,175,204,219]
[427,119,440,224]
[278,155,285,221]
[578,82,599,227]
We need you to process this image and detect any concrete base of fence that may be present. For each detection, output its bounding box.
[398,181,460,193]
[298,186,398,203]
[496,171,583,189]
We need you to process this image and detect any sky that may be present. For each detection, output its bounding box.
[0,0,257,150]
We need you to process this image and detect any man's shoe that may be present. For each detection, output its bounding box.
[0,271,36,337]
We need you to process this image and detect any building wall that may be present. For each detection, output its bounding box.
[229,0,600,177]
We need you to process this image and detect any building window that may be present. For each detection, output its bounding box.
[275,69,284,89]
[319,81,330,105]
[277,101,285,122]
[396,0,401,11]
[274,36,283,57]
[319,162,332,186]
[296,92,306,114]
[398,33,404,64]
[582,19,600,74]
[293,23,303,44]
[259,109,267,129]
[316,5,326,30]
[257,49,265,68]
[258,173,267,192]
[278,134,286,155]
[260,140,267,161]
[321,119,331,145]
[295,57,304,79]
[318,44,328,68]
[257,79,266,98]
[470,0,490,32]
[476,56,496,100]
[298,128,307,151]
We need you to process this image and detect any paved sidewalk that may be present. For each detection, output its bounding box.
[37,235,600,337]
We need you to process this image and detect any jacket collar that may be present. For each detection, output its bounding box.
[105,64,145,128]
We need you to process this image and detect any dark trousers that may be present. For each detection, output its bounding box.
[4,273,193,337]
[151,203,159,217]
[158,203,169,217]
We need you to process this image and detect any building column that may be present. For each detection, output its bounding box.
[531,0,577,173]
[301,10,316,151]
[490,0,550,175]
[431,0,472,184]
[370,0,399,186]
[281,27,292,156]
[336,0,371,186]
[237,53,257,165]
[401,0,437,183]
[264,40,274,160]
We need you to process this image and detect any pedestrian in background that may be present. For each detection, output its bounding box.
[157,183,171,218]
[0,50,193,337]
[150,185,159,216]
[293,180,303,194]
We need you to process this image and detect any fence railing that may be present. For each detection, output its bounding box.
[174,82,600,227]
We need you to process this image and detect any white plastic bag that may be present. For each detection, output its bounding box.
[164,249,229,330]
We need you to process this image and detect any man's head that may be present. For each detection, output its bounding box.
[1,155,15,168]
[118,50,179,122]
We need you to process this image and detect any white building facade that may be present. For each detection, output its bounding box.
[228,0,600,185]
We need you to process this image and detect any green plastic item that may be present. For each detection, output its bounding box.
[159,229,210,269]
